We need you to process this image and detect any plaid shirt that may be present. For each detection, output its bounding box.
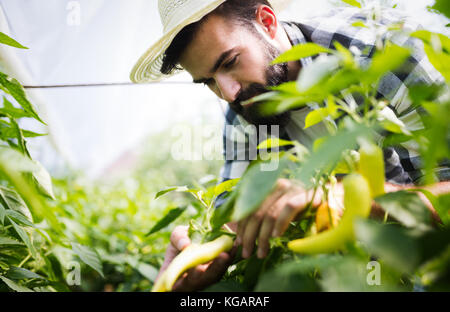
[217,7,448,207]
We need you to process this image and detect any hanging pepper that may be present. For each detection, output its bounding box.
[358,141,385,198]
[152,235,233,292]
[288,173,372,254]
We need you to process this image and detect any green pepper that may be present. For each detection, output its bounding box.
[152,235,234,292]
[358,141,385,198]
[288,173,372,254]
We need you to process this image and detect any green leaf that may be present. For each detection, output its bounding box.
[0,120,18,140]
[319,255,404,291]
[134,262,158,282]
[419,101,450,184]
[297,55,341,92]
[377,106,411,135]
[375,191,432,231]
[0,186,33,224]
[410,31,450,82]
[211,191,237,231]
[8,118,28,155]
[304,108,330,129]
[269,81,299,94]
[408,83,444,106]
[295,124,371,188]
[435,193,450,226]
[145,207,186,236]
[7,266,47,281]
[6,210,35,228]
[342,0,361,8]
[241,91,282,107]
[22,130,46,138]
[354,219,420,273]
[271,43,332,64]
[212,178,239,197]
[0,236,23,246]
[0,276,33,292]
[254,258,327,291]
[257,138,296,149]
[333,41,355,67]
[154,186,189,199]
[430,0,450,19]
[232,157,289,221]
[352,21,367,28]
[0,32,28,49]
[8,217,37,259]
[31,161,55,199]
[416,227,450,264]
[0,73,44,124]
[0,147,37,172]
[71,242,104,278]
[0,97,32,119]
[410,30,450,53]
[365,44,411,83]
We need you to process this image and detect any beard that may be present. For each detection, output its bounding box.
[228,40,291,127]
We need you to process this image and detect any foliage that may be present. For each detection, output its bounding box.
[150,1,450,292]
[0,31,102,292]
[1,0,450,293]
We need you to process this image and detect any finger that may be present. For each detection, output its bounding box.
[242,214,263,258]
[206,252,232,276]
[155,243,179,281]
[170,225,190,251]
[239,180,291,258]
[257,215,275,259]
[236,217,249,246]
[173,252,232,292]
[259,179,291,212]
[273,192,308,237]
[310,188,323,207]
[257,193,291,258]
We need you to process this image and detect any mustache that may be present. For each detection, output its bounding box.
[228,83,269,114]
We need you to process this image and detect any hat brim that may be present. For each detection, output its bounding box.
[130,0,292,83]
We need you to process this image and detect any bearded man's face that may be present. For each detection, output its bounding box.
[179,13,291,127]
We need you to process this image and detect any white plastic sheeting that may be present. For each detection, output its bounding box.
[0,0,448,177]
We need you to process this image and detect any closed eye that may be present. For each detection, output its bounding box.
[223,54,239,69]
[202,78,214,86]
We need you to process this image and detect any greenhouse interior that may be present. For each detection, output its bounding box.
[0,0,449,295]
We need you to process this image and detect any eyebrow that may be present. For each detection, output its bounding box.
[193,48,235,84]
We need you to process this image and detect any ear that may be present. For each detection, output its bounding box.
[255,5,278,39]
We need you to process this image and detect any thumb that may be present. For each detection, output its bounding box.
[170,225,191,251]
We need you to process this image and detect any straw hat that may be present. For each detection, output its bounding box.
[130,0,292,83]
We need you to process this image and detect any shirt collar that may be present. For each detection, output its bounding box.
[281,21,313,69]
[281,21,307,46]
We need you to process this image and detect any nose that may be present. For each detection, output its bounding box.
[215,74,240,103]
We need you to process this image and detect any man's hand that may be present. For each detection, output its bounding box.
[236,178,449,260]
[236,178,324,259]
[154,225,236,292]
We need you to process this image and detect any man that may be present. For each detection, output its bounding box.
[130,0,450,291]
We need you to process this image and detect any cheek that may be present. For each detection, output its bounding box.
[237,50,269,85]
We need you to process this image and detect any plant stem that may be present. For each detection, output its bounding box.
[18,253,31,268]
[223,223,234,234]
[383,211,389,223]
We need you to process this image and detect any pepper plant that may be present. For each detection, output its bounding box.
[0,32,104,292]
[152,1,450,292]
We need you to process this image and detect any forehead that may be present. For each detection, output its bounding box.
[179,14,250,77]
